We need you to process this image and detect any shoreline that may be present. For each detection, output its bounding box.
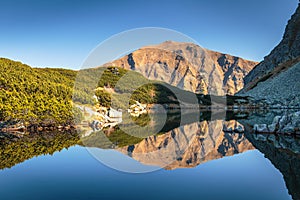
[1,107,300,134]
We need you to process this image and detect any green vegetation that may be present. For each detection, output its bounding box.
[95,88,111,108]
[0,58,80,125]
[95,66,252,108]
[0,57,253,171]
[98,67,128,89]
[0,58,250,127]
[95,66,250,108]
[0,58,102,125]
[95,66,211,108]
[72,67,106,105]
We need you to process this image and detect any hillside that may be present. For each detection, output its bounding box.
[241,3,300,107]
[243,3,300,89]
[95,66,210,108]
[104,41,258,95]
[94,66,251,109]
[0,58,81,125]
[0,58,253,127]
[0,58,108,126]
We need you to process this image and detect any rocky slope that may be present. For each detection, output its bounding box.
[104,41,257,95]
[245,62,300,107]
[241,3,300,107]
[118,120,254,169]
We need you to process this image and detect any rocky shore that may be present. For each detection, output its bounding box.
[0,121,77,134]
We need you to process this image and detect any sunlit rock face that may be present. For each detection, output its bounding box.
[118,120,254,169]
[105,41,257,95]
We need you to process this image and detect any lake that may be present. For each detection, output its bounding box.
[0,110,299,200]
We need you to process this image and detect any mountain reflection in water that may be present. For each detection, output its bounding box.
[117,120,254,169]
[0,110,299,199]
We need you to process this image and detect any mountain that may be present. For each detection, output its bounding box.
[104,41,258,95]
[0,58,251,127]
[94,66,253,109]
[240,3,300,107]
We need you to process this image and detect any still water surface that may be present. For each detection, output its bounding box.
[0,111,298,200]
[0,147,291,200]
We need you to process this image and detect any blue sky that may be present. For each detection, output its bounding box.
[0,0,298,69]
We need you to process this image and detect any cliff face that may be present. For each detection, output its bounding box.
[118,120,254,169]
[105,41,257,95]
[243,3,300,93]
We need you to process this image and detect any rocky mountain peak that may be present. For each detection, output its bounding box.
[104,41,258,95]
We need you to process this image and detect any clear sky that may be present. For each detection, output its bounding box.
[0,0,298,69]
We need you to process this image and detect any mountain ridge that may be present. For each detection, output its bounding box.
[243,3,300,88]
[240,3,300,107]
[104,41,258,95]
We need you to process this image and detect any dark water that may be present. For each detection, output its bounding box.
[0,110,299,200]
